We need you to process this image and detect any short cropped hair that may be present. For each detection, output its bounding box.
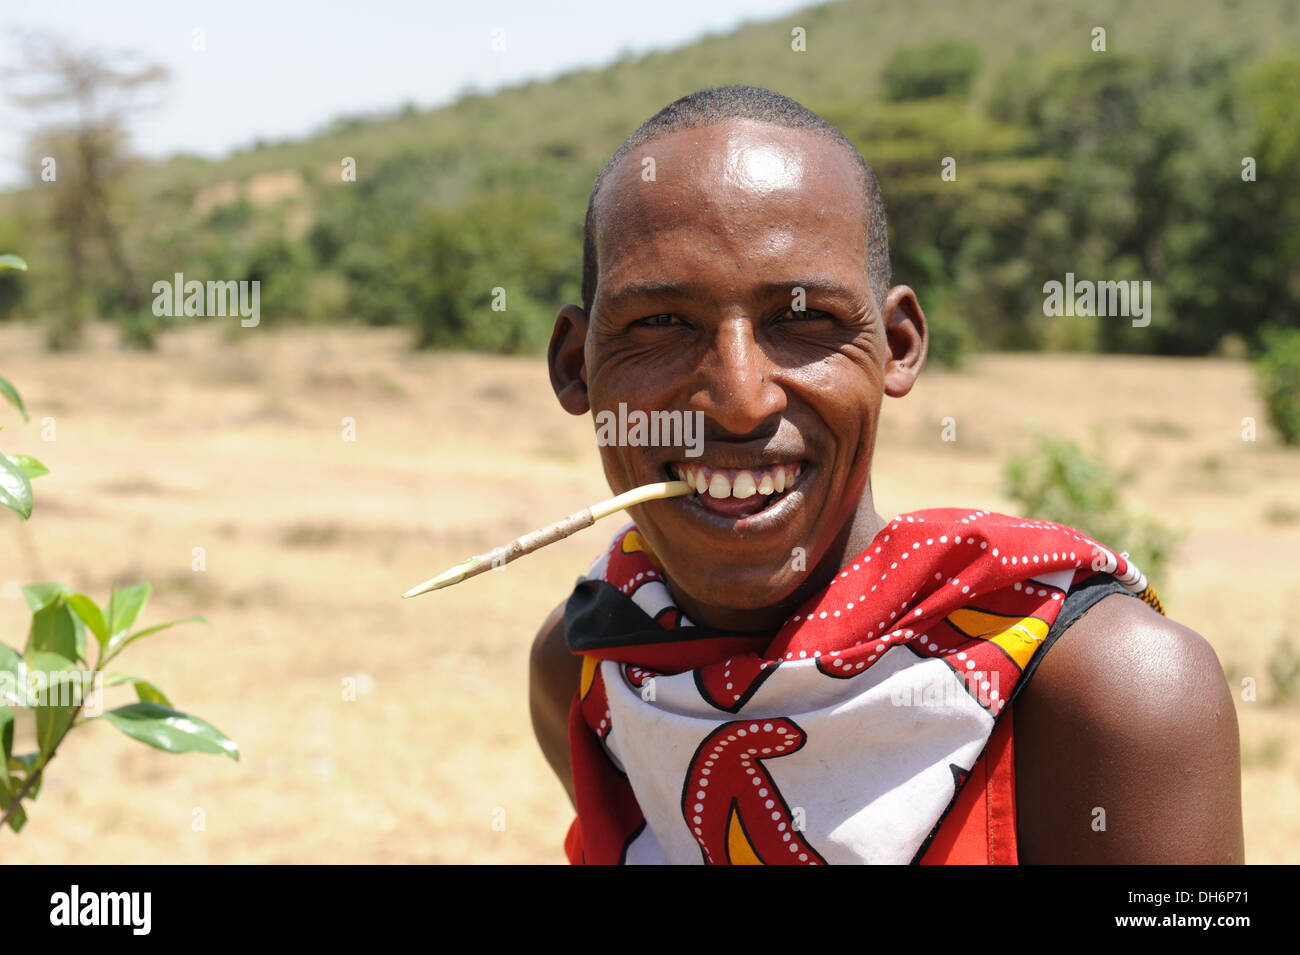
[580,84,891,315]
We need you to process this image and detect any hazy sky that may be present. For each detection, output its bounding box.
[0,0,812,188]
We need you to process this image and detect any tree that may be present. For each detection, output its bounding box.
[3,33,168,349]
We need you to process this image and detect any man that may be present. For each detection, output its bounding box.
[530,85,1243,864]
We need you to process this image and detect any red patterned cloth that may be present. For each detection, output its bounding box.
[562,508,1162,865]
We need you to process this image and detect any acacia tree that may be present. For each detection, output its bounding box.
[4,33,167,349]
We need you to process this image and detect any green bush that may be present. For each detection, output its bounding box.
[1255,325,1300,445]
[882,42,980,101]
[1004,434,1180,584]
[1267,638,1300,704]
[915,288,975,370]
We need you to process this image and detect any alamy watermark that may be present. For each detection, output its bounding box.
[594,403,705,457]
[1042,272,1151,328]
[151,272,260,327]
[891,668,1000,709]
[49,885,150,935]
[1,669,104,715]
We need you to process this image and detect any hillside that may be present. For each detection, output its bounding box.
[1,0,1297,358]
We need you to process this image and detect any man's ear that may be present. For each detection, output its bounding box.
[548,303,590,415]
[880,285,928,398]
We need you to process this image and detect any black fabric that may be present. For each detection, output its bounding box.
[1007,573,1138,708]
[564,571,1140,661]
[1050,573,1136,639]
[563,577,757,655]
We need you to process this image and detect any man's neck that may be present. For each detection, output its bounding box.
[666,498,888,636]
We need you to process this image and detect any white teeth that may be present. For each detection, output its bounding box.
[675,464,707,494]
[673,462,804,499]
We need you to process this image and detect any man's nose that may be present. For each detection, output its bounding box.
[693,318,786,436]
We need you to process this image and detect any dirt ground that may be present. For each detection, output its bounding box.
[1,321,1296,863]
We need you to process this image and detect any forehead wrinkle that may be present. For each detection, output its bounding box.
[601,200,867,290]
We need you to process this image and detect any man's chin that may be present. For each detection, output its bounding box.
[658,559,810,630]
[632,514,820,630]
[619,461,836,625]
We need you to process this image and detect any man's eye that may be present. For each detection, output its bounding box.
[639,314,684,327]
[777,308,831,322]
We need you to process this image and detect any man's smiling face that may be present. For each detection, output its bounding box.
[551,118,926,632]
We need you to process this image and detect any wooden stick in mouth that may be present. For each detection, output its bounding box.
[401,480,693,598]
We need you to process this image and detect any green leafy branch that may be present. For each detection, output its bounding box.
[0,255,45,521]
[1,582,236,832]
[1,252,237,835]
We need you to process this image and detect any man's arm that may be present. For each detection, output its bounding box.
[529,601,584,808]
[1014,593,1245,863]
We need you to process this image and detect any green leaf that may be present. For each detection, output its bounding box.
[107,615,207,661]
[0,643,28,707]
[8,753,42,801]
[99,703,238,761]
[0,704,16,824]
[0,708,21,831]
[71,611,88,665]
[134,682,170,706]
[106,584,150,646]
[25,652,79,758]
[0,769,28,832]
[21,583,66,613]
[67,594,108,656]
[26,601,76,660]
[5,454,47,479]
[0,452,33,519]
[0,254,27,271]
[9,753,38,773]
[37,704,77,759]
[0,376,27,422]
[104,673,173,707]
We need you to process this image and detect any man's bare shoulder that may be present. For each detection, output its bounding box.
[529,600,582,807]
[1013,592,1244,863]
[530,601,569,665]
[529,599,578,717]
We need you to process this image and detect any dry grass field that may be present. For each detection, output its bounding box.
[1,321,1296,864]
